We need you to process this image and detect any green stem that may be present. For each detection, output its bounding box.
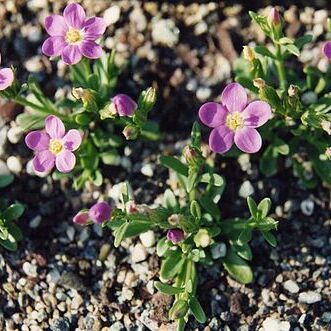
[275,44,287,90]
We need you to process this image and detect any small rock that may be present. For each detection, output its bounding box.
[7,126,23,144]
[131,243,147,263]
[103,6,121,25]
[0,159,10,176]
[300,199,314,216]
[22,262,38,278]
[141,163,154,177]
[98,243,111,261]
[298,291,321,304]
[152,19,179,47]
[139,231,155,248]
[110,322,124,331]
[29,215,42,228]
[7,156,22,174]
[238,180,255,198]
[321,312,331,323]
[71,294,83,310]
[196,86,211,101]
[262,317,290,331]
[211,243,227,259]
[50,317,70,331]
[283,280,299,294]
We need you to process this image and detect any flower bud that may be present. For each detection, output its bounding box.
[243,46,255,62]
[167,214,183,226]
[99,102,118,120]
[253,78,266,89]
[72,87,93,104]
[326,147,331,160]
[112,94,137,117]
[88,202,112,224]
[142,87,157,110]
[167,229,185,244]
[183,146,197,164]
[194,229,211,248]
[73,211,89,225]
[268,7,281,26]
[126,200,138,214]
[122,125,139,140]
[288,84,299,97]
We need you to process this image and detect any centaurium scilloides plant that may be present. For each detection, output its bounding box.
[0,2,159,189]
[73,123,278,329]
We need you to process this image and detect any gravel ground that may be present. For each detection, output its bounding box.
[0,1,330,331]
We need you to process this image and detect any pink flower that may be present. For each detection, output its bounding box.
[112,94,137,117]
[25,115,82,173]
[199,83,272,154]
[268,7,281,26]
[42,3,107,65]
[323,41,331,59]
[167,229,185,244]
[0,52,14,91]
[73,211,89,225]
[88,202,112,224]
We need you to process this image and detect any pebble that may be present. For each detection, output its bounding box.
[298,291,321,304]
[71,294,83,310]
[50,317,70,331]
[7,126,23,144]
[110,322,124,331]
[321,312,331,323]
[29,215,42,228]
[152,19,179,47]
[139,231,155,248]
[98,243,111,261]
[196,86,212,101]
[25,56,43,72]
[103,6,121,25]
[22,262,38,278]
[130,6,147,32]
[0,159,10,176]
[131,243,147,263]
[262,317,290,331]
[211,243,227,259]
[283,280,300,294]
[141,163,154,177]
[7,156,22,174]
[300,199,314,216]
[238,180,255,198]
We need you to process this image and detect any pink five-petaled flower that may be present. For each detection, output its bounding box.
[0,52,14,91]
[42,3,107,65]
[88,202,112,224]
[25,115,82,173]
[323,41,331,59]
[199,83,272,154]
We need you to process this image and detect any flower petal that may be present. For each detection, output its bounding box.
[45,115,65,139]
[84,17,107,39]
[323,41,331,59]
[33,150,55,172]
[209,126,234,153]
[0,68,14,91]
[61,45,82,65]
[55,150,76,173]
[62,129,82,151]
[63,3,86,29]
[42,36,66,57]
[221,82,247,113]
[25,131,50,151]
[79,41,102,59]
[242,101,272,128]
[44,14,68,36]
[234,127,262,153]
[198,102,228,128]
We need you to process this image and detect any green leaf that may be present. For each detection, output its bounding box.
[279,37,294,45]
[189,297,206,323]
[154,281,184,295]
[261,231,277,247]
[114,222,129,248]
[123,221,152,238]
[87,73,99,90]
[285,44,300,57]
[7,222,23,242]
[0,175,14,188]
[237,228,252,245]
[257,217,278,231]
[16,112,45,131]
[101,150,118,165]
[163,189,178,209]
[222,248,253,284]
[295,34,313,50]
[246,197,258,219]
[169,299,189,320]
[156,237,170,257]
[260,145,278,177]
[199,195,220,221]
[160,250,185,280]
[159,155,188,177]
[91,170,103,186]
[186,172,198,193]
[3,203,24,221]
[200,173,225,187]
[254,46,276,59]
[0,235,17,251]
[191,121,201,148]
[257,198,271,218]
[190,200,201,220]
[234,242,253,261]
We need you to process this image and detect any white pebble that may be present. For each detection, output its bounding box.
[283,279,300,294]
[298,291,321,304]
[7,156,22,174]
[131,243,147,263]
[300,199,314,216]
[104,5,121,25]
[22,262,38,278]
[262,317,290,331]
[141,163,154,177]
[238,180,255,198]
[152,19,179,47]
[139,231,155,248]
[7,126,23,144]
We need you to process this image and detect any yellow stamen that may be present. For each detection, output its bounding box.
[226,112,244,131]
[65,28,83,44]
[49,139,63,155]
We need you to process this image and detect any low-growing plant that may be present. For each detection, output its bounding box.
[231,8,331,187]
[0,3,159,189]
[0,175,24,251]
[73,123,278,329]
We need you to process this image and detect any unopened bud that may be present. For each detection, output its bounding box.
[126,200,138,214]
[288,84,299,97]
[99,102,117,120]
[73,211,89,225]
[253,78,266,89]
[167,229,185,244]
[72,87,93,104]
[243,46,255,61]
[143,87,157,107]
[112,94,137,117]
[168,214,183,226]
[122,125,139,140]
[194,229,212,248]
[326,147,331,160]
[183,146,197,164]
[268,7,281,26]
[321,120,331,135]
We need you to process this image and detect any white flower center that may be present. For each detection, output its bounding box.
[65,28,84,44]
[226,112,244,131]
